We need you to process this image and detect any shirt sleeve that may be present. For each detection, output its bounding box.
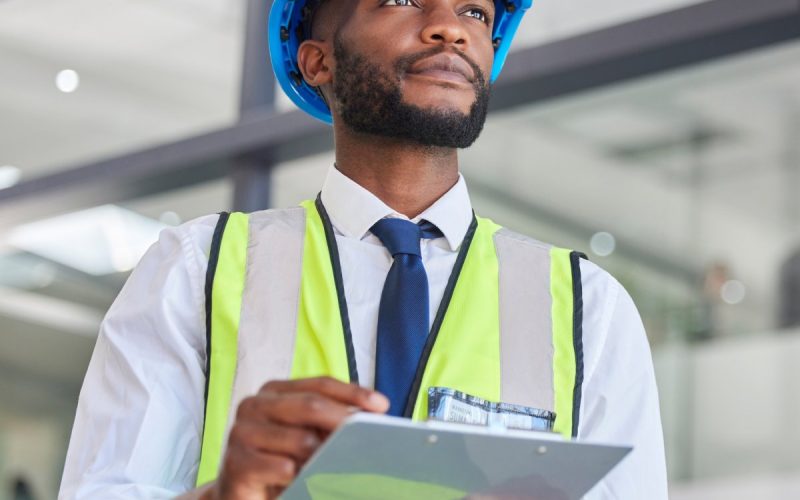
[579,261,669,500]
[59,215,218,500]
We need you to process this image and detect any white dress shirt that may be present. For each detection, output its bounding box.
[59,166,668,499]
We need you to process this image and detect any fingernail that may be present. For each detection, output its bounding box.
[368,392,388,407]
[305,434,320,448]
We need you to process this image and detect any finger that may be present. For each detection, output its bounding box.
[219,448,297,495]
[229,420,320,462]
[268,485,286,500]
[260,377,389,413]
[237,391,352,432]
[252,391,359,432]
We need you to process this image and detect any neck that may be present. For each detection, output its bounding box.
[333,127,460,219]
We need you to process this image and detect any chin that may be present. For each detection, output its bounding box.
[402,96,473,117]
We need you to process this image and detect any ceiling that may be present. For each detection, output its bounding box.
[0,0,245,178]
[0,0,707,179]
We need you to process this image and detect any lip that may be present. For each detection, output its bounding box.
[406,53,475,85]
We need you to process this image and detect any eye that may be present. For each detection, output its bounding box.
[383,0,415,6]
[463,7,490,24]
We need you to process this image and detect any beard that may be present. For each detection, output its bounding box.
[331,36,491,149]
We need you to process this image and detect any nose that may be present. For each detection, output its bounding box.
[419,5,469,48]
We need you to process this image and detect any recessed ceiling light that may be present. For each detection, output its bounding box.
[56,69,80,93]
[0,165,21,189]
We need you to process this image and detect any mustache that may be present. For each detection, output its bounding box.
[394,46,487,86]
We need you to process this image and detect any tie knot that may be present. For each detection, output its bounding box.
[371,218,441,257]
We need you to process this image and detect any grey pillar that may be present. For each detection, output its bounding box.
[233,0,277,212]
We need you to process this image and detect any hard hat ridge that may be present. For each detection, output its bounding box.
[268,0,534,124]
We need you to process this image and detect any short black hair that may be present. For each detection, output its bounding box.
[301,0,327,39]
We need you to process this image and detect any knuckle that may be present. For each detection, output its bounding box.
[261,380,279,393]
[228,422,255,448]
[272,456,296,481]
[267,424,288,443]
[297,430,319,451]
[228,424,244,445]
[222,450,243,477]
[302,393,324,413]
[236,397,255,419]
[317,376,335,390]
[349,383,366,400]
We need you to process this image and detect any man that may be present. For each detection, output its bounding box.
[60,0,668,498]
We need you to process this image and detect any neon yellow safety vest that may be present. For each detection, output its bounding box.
[195,198,586,487]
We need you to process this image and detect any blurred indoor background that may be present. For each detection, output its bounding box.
[1,0,800,498]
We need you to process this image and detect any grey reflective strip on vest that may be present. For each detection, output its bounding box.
[226,207,306,428]
[494,228,555,413]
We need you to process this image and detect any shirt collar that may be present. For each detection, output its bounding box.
[319,165,473,251]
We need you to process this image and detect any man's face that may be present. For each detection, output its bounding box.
[325,0,496,148]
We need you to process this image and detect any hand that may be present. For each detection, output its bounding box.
[206,376,389,500]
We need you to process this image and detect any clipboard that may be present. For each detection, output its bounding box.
[280,413,631,500]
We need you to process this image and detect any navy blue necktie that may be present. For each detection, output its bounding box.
[371,218,443,416]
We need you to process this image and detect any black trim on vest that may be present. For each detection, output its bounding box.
[315,195,360,385]
[570,251,588,438]
[203,212,231,419]
[402,214,479,418]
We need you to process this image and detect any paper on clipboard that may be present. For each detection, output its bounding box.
[280,413,631,500]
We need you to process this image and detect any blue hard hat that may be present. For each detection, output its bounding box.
[268,0,534,124]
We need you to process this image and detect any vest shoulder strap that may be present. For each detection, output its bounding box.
[196,206,308,486]
[493,226,588,438]
[196,211,249,486]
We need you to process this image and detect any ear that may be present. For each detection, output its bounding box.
[297,40,333,87]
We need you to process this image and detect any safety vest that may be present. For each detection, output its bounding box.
[195,198,586,487]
